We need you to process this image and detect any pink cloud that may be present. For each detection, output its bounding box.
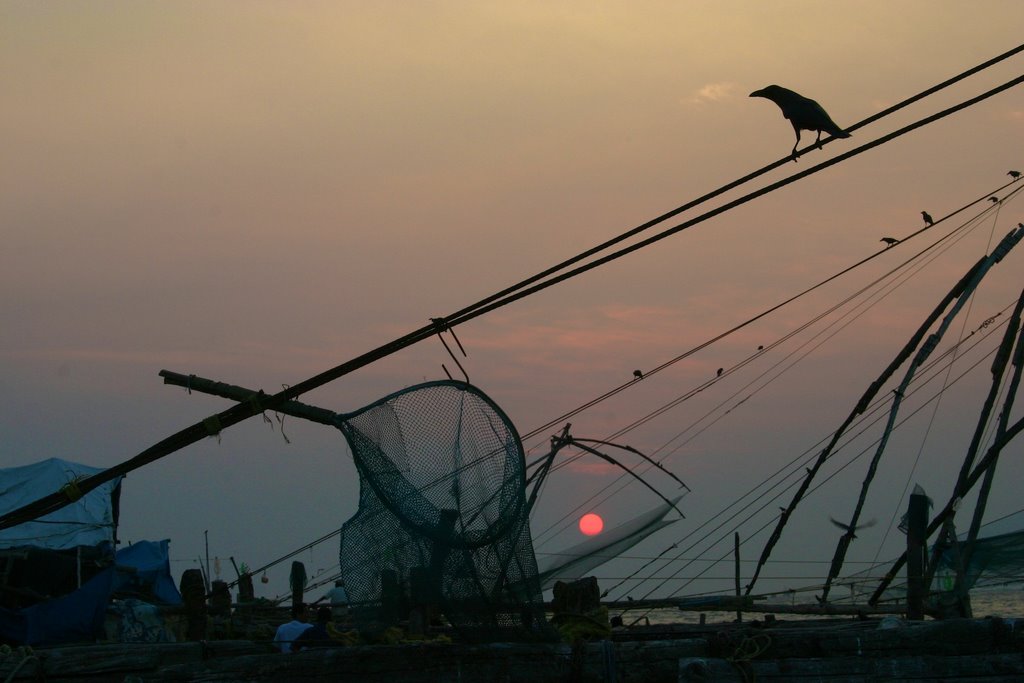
[688,82,740,105]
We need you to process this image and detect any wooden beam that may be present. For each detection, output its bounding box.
[159,370,338,426]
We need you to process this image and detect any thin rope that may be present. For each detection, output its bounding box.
[6,65,1023,533]
[532,186,1016,546]
[611,321,1011,610]
[604,318,1010,605]
[869,202,1011,567]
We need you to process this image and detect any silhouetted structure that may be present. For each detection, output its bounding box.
[749,85,850,160]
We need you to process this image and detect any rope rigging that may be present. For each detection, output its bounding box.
[194,180,1022,591]
[604,312,1017,610]
[277,324,1013,603]
[0,44,1020,571]
[868,197,1012,570]
[163,174,1019,602]
[815,229,1024,602]
[747,225,1024,597]
[520,175,1024,449]
[530,183,1021,547]
[561,310,1023,612]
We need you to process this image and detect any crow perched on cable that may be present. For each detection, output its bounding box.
[1009,170,1021,180]
[921,211,934,226]
[749,85,851,161]
[989,196,999,203]
[880,237,899,247]
[633,369,644,380]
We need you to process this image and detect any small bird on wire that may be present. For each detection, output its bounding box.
[921,211,934,226]
[716,368,724,377]
[633,369,644,380]
[830,517,877,538]
[749,85,851,161]
[1009,170,1021,180]
[880,237,899,247]
[989,196,999,203]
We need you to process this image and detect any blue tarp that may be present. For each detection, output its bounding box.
[0,540,181,646]
[22,566,118,646]
[0,458,123,550]
[115,540,182,606]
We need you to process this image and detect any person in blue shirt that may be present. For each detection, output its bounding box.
[292,606,333,651]
[272,604,312,653]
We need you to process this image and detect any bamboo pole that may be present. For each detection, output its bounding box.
[746,258,985,597]
[870,413,1024,604]
[601,597,905,616]
[734,533,742,623]
[1,80,1021,538]
[158,370,338,425]
[906,489,929,620]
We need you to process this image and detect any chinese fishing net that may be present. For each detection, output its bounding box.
[333,380,549,640]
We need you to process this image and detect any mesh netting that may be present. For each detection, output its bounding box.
[935,528,1024,592]
[334,381,548,640]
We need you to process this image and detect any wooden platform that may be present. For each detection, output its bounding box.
[2,617,1022,682]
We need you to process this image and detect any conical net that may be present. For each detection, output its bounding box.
[334,381,547,640]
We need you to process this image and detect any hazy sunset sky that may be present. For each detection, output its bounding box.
[2,2,1023,601]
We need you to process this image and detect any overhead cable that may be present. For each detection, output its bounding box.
[0,54,1020,532]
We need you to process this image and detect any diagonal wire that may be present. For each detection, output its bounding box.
[530,184,1019,546]
[1,55,1021,533]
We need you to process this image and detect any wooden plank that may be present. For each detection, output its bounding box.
[679,653,1024,682]
[3,618,1023,682]
[715,602,905,616]
[0,641,267,682]
[758,618,1024,659]
[600,639,707,683]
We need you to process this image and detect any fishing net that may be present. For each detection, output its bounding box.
[835,527,1024,606]
[333,380,548,640]
[934,528,1024,592]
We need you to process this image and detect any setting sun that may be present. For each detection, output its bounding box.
[579,513,604,536]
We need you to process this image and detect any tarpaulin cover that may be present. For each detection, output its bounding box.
[0,540,180,646]
[0,458,122,551]
[115,539,182,606]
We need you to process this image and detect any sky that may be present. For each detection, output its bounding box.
[2,2,1023,603]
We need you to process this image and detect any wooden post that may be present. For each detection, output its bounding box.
[179,568,207,640]
[907,489,929,620]
[290,561,306,611]
[409,566,431,637]
[380,569,400,625]
[237,572,255,604]
[734,532,742,623]
[209,579,231,616]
